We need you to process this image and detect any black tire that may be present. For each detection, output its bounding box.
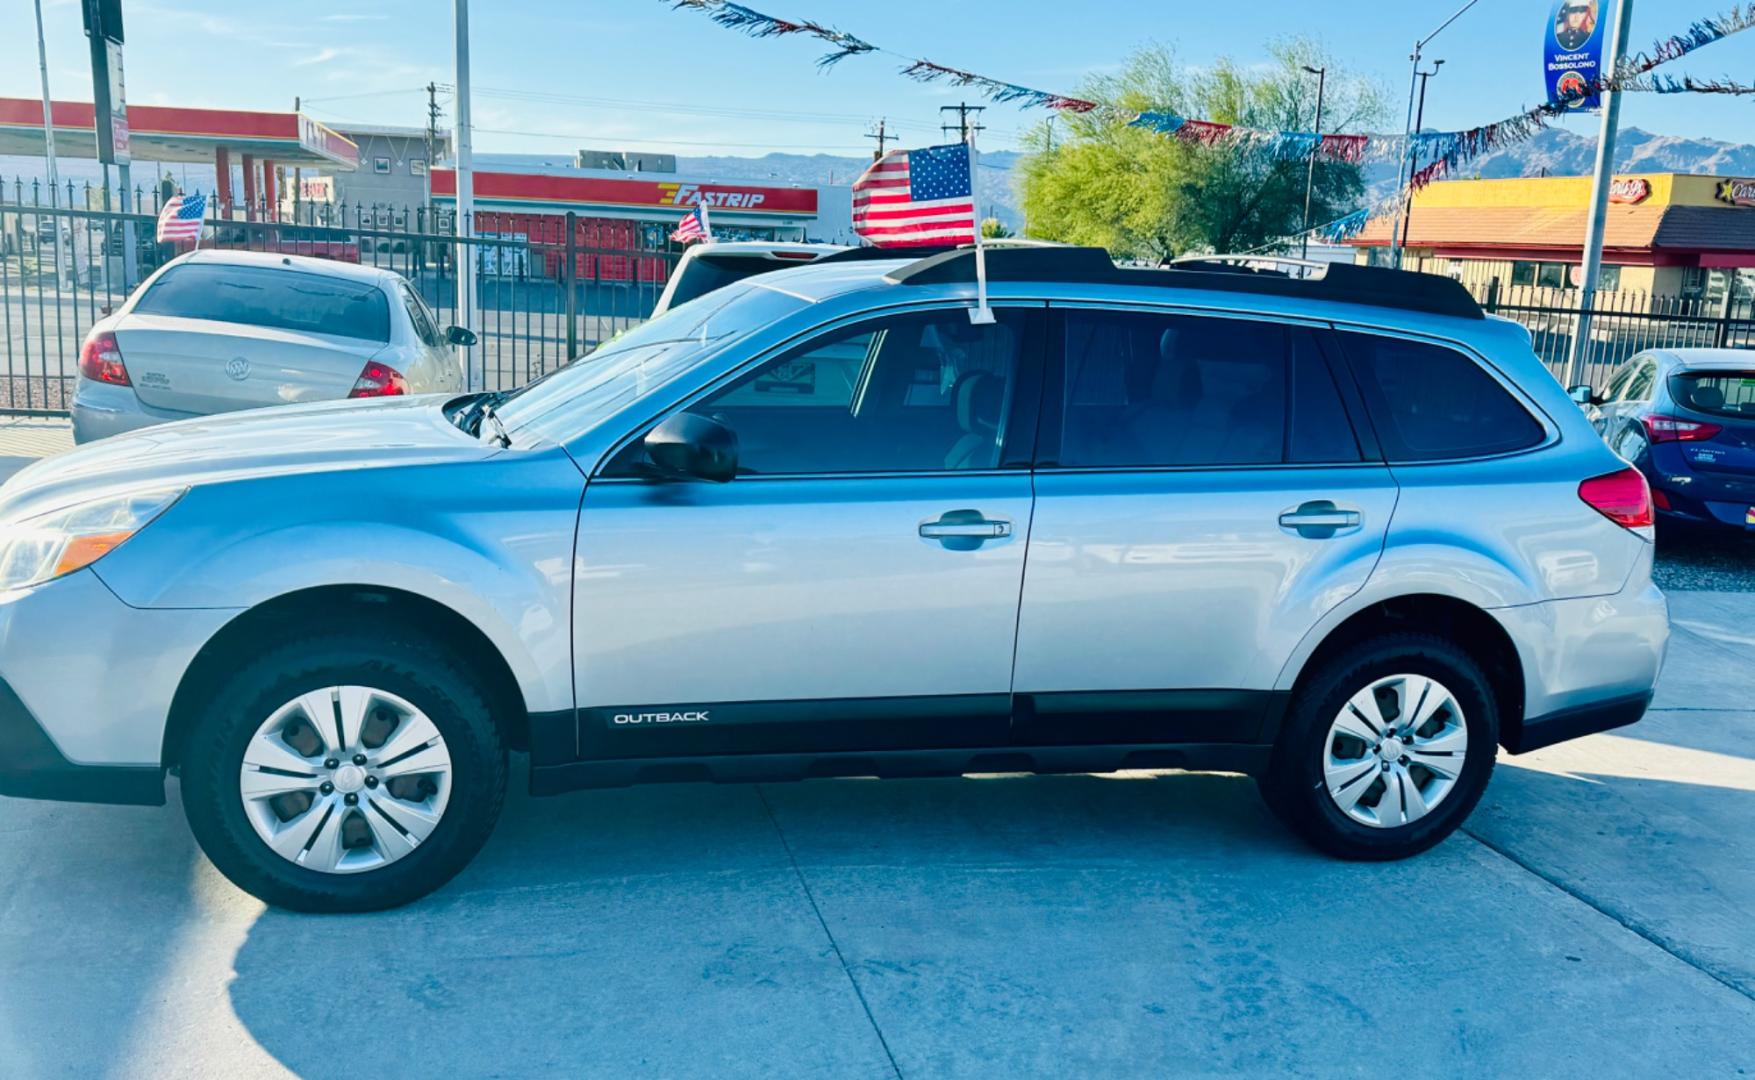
[179,628,507,912]
[1259,632,1498,861]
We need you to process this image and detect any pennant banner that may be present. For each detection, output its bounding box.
[663,0,1755,240]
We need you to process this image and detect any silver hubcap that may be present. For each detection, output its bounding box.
[1323,674,1468,829]
[238,686,453,874]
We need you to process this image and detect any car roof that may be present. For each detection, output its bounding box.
[1644,348,1755,371]
[176,248,401,287]
[681,241,847,258]
[747,246,1487,325]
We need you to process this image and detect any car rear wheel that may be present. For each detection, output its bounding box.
[1259,633,1498,860]
[180,630,507,912]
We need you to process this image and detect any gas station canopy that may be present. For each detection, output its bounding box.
[0,98,358,169]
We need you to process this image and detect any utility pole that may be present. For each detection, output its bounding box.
[1567,0,1635,389]
[1389,0,1481,268]
[453,0,478,390]
[940,102,985,143]
[1299,65,1326,259]
[32,0,59,208]
[1396,60,1445,261]
[425,81,441,225]
[866,118,891,161]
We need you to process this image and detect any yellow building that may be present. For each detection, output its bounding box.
[1350,173,1755,304]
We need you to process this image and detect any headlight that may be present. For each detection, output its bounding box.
[0,488,185,591]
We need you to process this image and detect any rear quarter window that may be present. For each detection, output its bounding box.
[1670,371,1755,419]
[1334,332,1545,462]
[133,263,392,342]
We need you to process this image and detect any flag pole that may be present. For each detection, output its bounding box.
[700,202,713,242]
[193,194,204,251]
[967,132,994,325]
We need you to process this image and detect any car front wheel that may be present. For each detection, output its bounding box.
[179,629,507,912]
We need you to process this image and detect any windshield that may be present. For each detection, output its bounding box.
[495,282,803,443]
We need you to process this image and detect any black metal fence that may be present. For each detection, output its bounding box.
[0,176,684,415]
[1474,282,1755,390]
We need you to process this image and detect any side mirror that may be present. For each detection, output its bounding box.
[1568,384,1600,406]
[446,325,478,347]
[642,412,738,483]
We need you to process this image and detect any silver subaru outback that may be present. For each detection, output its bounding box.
[0,248,1668,911]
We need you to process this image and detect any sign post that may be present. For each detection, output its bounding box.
[82,0,136,286]
[1566,0,1634,390]
[453,0,478,391]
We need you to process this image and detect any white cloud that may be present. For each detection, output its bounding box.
[294,48,343,67]
[319,13,389,21]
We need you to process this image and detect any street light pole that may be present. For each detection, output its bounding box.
[1566,0,1636,390]
[1388,0,1481,269]
[453,0,478,391]
[1397,60,1445,260]
[32,0,59,208]
[1300,65,1327,260]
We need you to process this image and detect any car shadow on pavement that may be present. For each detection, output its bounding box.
[220,760,1755,1077]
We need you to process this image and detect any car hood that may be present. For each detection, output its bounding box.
[0,395,503,521]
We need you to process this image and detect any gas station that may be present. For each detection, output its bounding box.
[0,97,358,217]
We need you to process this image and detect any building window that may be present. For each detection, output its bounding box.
[409,158,427,177]
[373,157,393,175]
[1511,261,1536,287]
[1599,265,1622,292]
[1536,262,1567,289]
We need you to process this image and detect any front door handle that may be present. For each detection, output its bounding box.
[1279,500,1362,539]
[920,509,1012,550]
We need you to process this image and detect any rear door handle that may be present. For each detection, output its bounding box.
[1279,500,1362,539]
[920,509,1012,549]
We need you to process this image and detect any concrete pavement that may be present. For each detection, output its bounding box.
[0,589,1751,1078]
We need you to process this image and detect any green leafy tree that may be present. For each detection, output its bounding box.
[1019,41,1385,259]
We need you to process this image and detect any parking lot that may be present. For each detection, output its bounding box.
[0,415,1751,1077]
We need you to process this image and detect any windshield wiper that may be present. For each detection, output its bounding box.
[480,401,511,448]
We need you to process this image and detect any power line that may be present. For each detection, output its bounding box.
[471,126,871,152]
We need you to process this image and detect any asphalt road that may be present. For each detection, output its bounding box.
[1,585,1753,1077]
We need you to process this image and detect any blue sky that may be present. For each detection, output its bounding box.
[8,0,1755,157]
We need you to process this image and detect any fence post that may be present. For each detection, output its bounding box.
[564,210,578,361]
[1714,306,1733,349]
[1484,278,1500,314]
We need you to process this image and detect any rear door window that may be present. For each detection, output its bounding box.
[1333,332,1545,462]
[1671,371,1755,418]
[133,263,392,342]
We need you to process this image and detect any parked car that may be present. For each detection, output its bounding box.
[71,250,474,443]
[650,241,847,316]
[1571,348,1755,530]
[0,247,1668,911]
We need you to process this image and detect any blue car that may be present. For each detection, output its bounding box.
[1575,349,1755,530]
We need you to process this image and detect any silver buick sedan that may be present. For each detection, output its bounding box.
[0,248,1668,911]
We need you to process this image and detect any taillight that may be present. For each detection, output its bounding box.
[1579,466,1654,530]
[78,331,130,386]
[348,360,408,398]
[1643,414,1721,443]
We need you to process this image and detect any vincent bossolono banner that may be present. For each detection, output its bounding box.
[1546,0,1606,110]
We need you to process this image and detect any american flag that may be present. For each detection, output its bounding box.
[671,206,709,244]
[155,193,207,242]
[853,143,976,247]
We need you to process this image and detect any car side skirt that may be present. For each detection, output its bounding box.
[1503,691,1652,755]
[530,690,1284,794]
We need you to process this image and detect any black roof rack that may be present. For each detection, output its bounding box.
[882,246,1484,320]
[814,244,956,265]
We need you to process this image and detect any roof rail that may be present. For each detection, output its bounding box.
[884,246,1485,320]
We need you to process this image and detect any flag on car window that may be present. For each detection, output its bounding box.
[671,205,710,245]
[155,193,207,242]
[853,143,976,248]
